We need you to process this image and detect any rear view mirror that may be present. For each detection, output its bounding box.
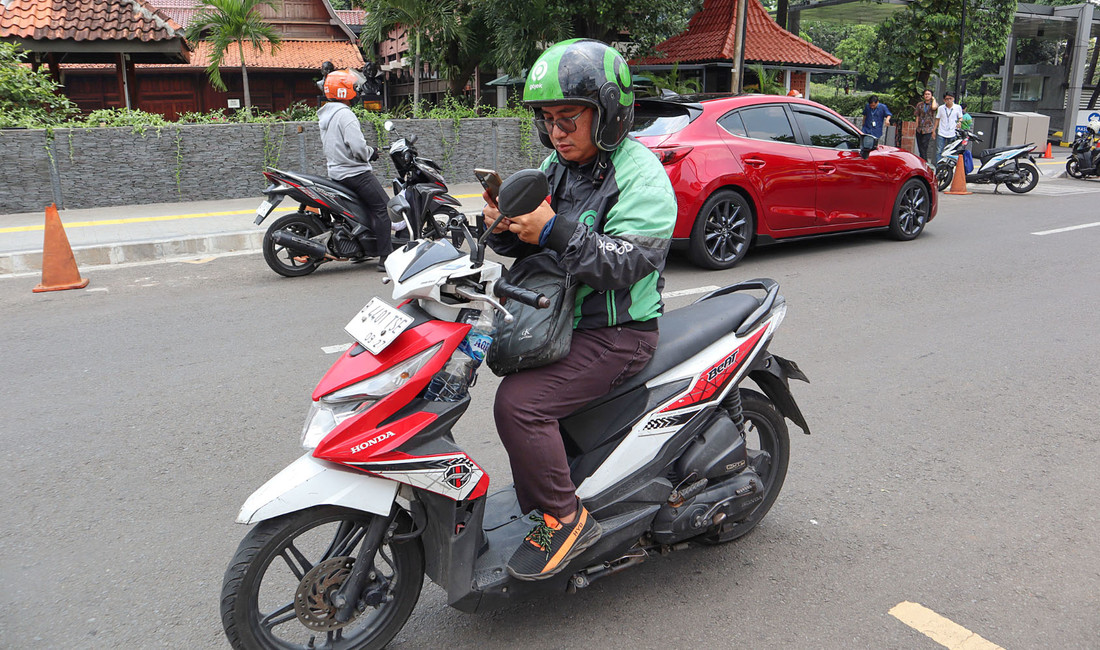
[498,169,549,218]
[383,120,395,132]
[977,130,985,136]
[859,134,877,159]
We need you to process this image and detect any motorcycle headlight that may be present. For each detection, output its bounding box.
[300,343,442,449]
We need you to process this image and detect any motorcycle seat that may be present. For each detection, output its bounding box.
[978,145,1030,161]
[284,171,363,203]
[587,292,762,407]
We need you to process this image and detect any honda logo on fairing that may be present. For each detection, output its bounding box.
[350,431,396,454]
[707,351,739,382]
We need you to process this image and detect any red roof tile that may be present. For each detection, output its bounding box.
[0,0,184,42]
[191,39,363,69]
[335,9,364,27]
[633,0,840,68]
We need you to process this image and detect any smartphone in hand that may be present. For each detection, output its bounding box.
[474,168,502,205]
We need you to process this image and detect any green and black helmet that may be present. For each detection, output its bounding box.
[522,39,635,152]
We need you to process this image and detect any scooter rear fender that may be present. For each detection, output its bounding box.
[238,453,398,525]
[748,353,811,435]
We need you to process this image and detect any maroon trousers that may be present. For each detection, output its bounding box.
[493,326,658,518]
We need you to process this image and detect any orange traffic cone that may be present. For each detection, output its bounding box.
[1042,142,1053,159]
[33,203,89,293]
[943,154,972,195]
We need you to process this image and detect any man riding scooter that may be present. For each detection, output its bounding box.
[317,69,391,270]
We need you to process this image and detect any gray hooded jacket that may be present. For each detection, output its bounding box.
[317,102,376,181]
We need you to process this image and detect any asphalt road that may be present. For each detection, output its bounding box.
[2,179,1099,648]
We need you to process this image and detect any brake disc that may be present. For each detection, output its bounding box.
[293,556,355,631]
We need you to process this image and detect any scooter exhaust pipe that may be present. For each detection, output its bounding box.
[271,230,327,259]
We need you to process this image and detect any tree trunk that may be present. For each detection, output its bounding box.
[238,41,252,115]
[413,32,421,118]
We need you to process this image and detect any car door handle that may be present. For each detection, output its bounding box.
[745,158,766,168]
[817,164,836,173]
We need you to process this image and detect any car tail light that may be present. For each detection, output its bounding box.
[653,146,694,165]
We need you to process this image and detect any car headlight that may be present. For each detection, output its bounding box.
[300,343,442,449]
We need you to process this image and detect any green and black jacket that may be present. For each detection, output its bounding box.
[489,137,677,331]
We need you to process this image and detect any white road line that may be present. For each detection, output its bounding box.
[665,285,720,298]
[1032,221,1100,236]
[889,602,1004,650]
[322,343,353,354]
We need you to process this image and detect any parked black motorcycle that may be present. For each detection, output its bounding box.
[1065,130,1100,179]
[254,124,463,277]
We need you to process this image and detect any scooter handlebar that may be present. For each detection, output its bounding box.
[494,280,550,309]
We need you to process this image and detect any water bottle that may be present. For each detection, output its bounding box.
[424,310,495,402]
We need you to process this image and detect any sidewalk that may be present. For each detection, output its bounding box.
[0,182,487,276]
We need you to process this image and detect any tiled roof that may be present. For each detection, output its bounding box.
[65,39,364,70]
[633,0,840,67]
[0,0,184,42]
[190,39,364,69]
[335,9,364,26]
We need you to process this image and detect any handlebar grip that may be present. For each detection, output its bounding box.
[494,280,550,309]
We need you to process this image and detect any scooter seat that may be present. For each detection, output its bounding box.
[285,171,362,200]
[588,292,762,406]
[979,145,1031,161]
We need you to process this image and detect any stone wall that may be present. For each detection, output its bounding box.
[0,118,546,214]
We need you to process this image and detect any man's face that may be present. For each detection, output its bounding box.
[923,91,933,102]
[945,96,954,106]
[870,101,879,109]
[540,105,598,164]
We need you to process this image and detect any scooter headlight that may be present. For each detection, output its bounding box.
[300,343,442,449]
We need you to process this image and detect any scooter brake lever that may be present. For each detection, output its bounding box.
[454,286,514,323]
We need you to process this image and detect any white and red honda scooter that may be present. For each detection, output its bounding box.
[220,170,811,650]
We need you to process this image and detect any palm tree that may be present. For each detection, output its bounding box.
[186,0,282,113]
[359,0,462,117]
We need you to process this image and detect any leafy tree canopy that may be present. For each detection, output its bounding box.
[0,42,79,128]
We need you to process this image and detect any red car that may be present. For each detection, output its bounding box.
[631,95,938,269]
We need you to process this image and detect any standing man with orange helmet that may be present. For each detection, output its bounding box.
[318,69,391,269]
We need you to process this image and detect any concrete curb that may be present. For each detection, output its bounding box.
[0,230,264,276]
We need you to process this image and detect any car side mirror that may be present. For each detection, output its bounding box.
[498,169,549,218]
[859,134,877,159]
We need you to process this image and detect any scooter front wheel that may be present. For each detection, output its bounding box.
[221,506,424,650]
[935,163,954,192]
[1066,158,1085,179]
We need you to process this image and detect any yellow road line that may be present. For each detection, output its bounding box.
[0,207,295,233]
[1,193,482,234]
[890,602,1004,650]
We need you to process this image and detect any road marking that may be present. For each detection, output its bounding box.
[183,257,217,264]
[1032,221,1100,235]
[665,285,720,298]
[0,207,295,233]
[322,343,353,354]
[889,602,1004,650]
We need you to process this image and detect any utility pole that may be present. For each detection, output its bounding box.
[730,0,748,93]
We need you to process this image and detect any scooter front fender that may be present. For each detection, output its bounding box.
[238,453,399,525]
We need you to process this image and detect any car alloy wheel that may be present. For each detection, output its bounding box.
[688,189,754,270]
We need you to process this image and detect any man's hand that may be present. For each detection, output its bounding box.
[507,199,555,244]
[482,190,510,234]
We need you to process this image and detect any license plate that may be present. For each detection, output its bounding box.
[254,196,283,224]
[345,297,415,354]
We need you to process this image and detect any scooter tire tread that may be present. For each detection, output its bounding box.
[220,506,425,650]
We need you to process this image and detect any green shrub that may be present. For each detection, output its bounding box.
[0,42,79,128]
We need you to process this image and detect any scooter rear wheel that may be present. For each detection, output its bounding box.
[697,389,790,545]
[263,213,325,277]
[1005,162,1039,194]
[221,506,424,650]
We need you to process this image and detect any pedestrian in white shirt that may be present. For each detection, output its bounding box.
[934,92,964,163]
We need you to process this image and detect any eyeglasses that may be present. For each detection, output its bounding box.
[533,110,586,135]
